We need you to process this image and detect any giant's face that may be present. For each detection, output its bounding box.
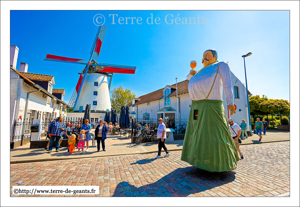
[202,50,217,67]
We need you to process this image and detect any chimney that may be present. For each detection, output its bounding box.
[19,62,28,73]
[10,45,19,69]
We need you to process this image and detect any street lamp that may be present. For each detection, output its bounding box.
[242,52,252,132]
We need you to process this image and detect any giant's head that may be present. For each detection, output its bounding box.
[202,49,218,67]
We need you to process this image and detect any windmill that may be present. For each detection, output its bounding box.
[44,26,136,112]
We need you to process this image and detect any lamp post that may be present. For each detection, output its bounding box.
[242,52,252,132]
[176,77,179,134]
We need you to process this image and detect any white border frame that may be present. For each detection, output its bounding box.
[1,1,299,207]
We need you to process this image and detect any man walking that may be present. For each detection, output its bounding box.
[155,118,169,159]
[254,118,264,142]
[228,118,244,160]
[240,119,248,140]
[48,116,69,153]
[262,119,268,135]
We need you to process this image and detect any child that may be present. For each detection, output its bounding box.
[109,122,113,133]
[77,130,86,154]
[67,134,76,154]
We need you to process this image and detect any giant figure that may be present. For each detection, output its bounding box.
[181,49,239,172]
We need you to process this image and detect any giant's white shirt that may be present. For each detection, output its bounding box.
[187,61,234,106]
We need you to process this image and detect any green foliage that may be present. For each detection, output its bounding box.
[263,115,280,121]
[269,120,281,127]
[111,86,136,113]
[249,95,290,117]
[67,108,74,113]
[281,116,289,125]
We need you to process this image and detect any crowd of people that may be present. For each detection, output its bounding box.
[45,114,269,161]
[45,117,121,154]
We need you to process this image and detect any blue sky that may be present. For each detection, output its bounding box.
[11,10,289,103]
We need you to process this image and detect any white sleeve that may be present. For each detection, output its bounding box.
[163,124,166,131]
[220,62,234,106]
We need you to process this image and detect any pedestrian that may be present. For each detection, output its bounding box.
[66,122,71,137]
[228,118,244,160]
[77,130,86,154]
[240,119,248,140]
[136,124,142,136]
[151,123,157,130]
[91,120,95,129]
[81,119,91,152]
[44,120,53,150]
[254,118,264,143]
[108,122,113,133]
[155,118,169,158]
[95,120,108,152]
[47,116,69,153]
[262,119,268,135]
[67,134,76,154]
[72,124,81,148]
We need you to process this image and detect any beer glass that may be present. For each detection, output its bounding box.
[190,60,197,69]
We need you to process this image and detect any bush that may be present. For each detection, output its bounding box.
[281,116,289,125]
[270,120,281,127]
[263,116,274,121]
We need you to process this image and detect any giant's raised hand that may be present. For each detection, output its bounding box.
[190,69,197,76]
[227,105,236,115]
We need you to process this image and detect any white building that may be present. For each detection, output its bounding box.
[128,71,251,132]
[10,45,69,148]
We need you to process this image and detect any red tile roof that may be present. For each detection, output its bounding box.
[133,80,189,106]
[19,72,53,82]
[52,89,65,94]
[130,79,251,106]
[11,68,35,84]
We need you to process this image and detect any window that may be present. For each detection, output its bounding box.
[234,86,239,99]
[164,88,170,106]
[79,106,83,112]
[93,101,97,105]
[94,82,98,86]
[94,91,98,95]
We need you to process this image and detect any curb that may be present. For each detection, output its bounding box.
[10,140,290,164]
[10,148,183,164]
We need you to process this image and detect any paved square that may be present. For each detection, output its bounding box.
[10,141,290,197]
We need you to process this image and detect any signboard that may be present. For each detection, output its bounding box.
[143,113,150,120]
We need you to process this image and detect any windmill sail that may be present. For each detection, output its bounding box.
[75,74,84,93]
[90,26,107,60]
[45,54,86,64]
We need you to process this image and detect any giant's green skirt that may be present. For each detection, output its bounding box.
[181,100,239,172]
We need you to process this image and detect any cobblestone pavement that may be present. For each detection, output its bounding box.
[10,141,290,197]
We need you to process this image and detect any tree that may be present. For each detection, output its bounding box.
[249,95,267,119]
[111,86,136,113]
[249,95,290,128]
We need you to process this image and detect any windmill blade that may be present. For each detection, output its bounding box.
[90,26,107,60]
[44,54,87,64]
[93,63,136,74]
[101,67,136,74]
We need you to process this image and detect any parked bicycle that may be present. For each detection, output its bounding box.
[136,129,158,144]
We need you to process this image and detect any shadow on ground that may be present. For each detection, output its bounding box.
[130,158,156,165]
[112,166,236,197]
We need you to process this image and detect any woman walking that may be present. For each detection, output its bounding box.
[81,119,91,152]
